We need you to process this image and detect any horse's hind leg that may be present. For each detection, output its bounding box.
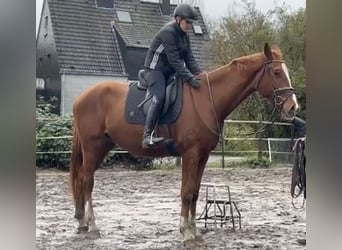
[76,135,113,234]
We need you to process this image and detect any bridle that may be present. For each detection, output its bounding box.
[237,59,295,136]
[253,59,295,116]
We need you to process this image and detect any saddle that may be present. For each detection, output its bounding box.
[125,69,183,125]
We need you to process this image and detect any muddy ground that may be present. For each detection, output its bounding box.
[36,166,306,249]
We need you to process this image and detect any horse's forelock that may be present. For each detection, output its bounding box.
[271,46,282,59]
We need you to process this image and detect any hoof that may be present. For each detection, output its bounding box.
[189,222,203,240]
[77,226,89,234]
[86,230,101,239]
[181,228,196,242]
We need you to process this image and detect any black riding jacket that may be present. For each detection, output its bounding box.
[292,116,306,137]
[144,21,201,80]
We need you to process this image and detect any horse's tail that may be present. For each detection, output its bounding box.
[69,125,83,202]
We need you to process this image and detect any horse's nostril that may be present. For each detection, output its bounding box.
[286,105,295,118]
[289,105,298,117]
[290,108,295,116]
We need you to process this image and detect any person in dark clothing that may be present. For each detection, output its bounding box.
[291,116,306,138]
[142,3,203,148]
[291,116,306,199]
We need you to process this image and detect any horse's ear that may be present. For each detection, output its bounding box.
[264,43,272,60]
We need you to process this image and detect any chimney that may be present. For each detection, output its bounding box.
[160,0,171,16]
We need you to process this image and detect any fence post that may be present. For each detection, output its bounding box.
[221,122,225,169]
[176,157,181,167]
[257,114,262,160]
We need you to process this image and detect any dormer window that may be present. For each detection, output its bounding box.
[193,25,203,35]
[96,0,113,9]
[116,10,132,23]
[36,78,45,90]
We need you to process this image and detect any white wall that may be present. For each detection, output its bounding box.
[61,74,128,115]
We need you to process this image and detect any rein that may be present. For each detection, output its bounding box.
[291,137,306,209]
[189,74,222,138]
[241,107,278,137]
[206,73,222,138]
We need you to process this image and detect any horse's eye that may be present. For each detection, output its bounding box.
[274,71,281,77]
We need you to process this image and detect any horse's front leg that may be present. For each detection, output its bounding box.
[179,153,199,241]
[189,153,210,239]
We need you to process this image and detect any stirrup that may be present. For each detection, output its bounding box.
[142,131,166,148]
[150,130,166,143]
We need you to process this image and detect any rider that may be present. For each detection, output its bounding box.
[142,3,203,148]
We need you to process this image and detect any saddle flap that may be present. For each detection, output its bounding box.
[125,78,183,126]
[160,77,178,116]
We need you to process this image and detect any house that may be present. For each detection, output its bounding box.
[36,0,212,115]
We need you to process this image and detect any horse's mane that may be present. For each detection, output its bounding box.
[211,46,283,76]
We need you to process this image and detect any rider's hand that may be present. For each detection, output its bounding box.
[188,76,201,89]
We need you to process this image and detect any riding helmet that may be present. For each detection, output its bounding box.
[173,3,198,22]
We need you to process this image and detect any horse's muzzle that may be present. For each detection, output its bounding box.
[282,103,298,121]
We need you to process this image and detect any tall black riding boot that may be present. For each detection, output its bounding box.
[142,97,165,148]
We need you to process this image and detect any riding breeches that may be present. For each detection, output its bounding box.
[145,70,166,103]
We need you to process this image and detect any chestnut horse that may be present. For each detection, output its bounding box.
[69,43,299,240]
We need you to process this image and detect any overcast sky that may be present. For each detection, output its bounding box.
[202,0,305,20]
[36,0,305,33]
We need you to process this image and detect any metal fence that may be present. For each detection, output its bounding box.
[36,118,296,165]
[215,119,296,164]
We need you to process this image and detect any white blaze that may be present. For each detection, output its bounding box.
[281,63,292,87]
[282,63,299,110]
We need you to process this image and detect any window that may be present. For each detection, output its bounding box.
[193,25,203,35]
[96,0,113,9]
[116,10,132,23]
[36,78,45,90]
